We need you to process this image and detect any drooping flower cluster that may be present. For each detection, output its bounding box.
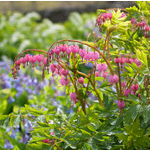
[50,44,100,63]
[12,44,100,79]
[114,57,142,67]
[70,92,78,104]
[131,18,150,38]
[108,74,119,84]
[96,13,112,27]
[96,12,126,29]
[12,54,47,79]
[96,63,108,79]
[123,84,139,97]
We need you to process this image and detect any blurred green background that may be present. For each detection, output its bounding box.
[0,1,136,60]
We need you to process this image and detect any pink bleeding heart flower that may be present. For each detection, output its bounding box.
[70,92,78,103]
[79,49,86,61]
[120,57,126,64]
[132,58,141,67]
[60,77,69,86]
[102,72,108,79]
[15,60,21,70]
[124,89,131,97]
[131,18,136,24]
[37,54,44,66]
[131,84,139,92]
[50,132,55,136]
[54,46,61,55]
[25,54,31,65]
[108,74,119,84]
[144,25,150,32]
[59,44,65,53]
[95,71,99,77]
[114,58,119,64]
[121,81,126,88]
[87,52,94,61]
[97,63,102,72]
[19,57,24,64]
[43,57,47,66]
[42,139,51,144]
[101,63,107,71]
[37,54,44,62]
[121,12,126,18]
[141,20,146,27]
[61,69,69,76]
[117,100,125,113]
[15,60,20,66]
[138,93,141,99]
[50,64,56,74]
[29,56,36,67]
[66,47,72,58]
[78,77,84,84]
[93,52,99,61]
[70,45,79,54]
[97,63,107,72]
[22,57,27,68]
[83,52,88,64]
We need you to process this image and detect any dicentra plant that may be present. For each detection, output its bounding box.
[1,2,150,150]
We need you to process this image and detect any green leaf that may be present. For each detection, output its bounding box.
[142,105,150,123]
[124,105,141,124]
[25,105,44,116]
[87,123,96,132]
[9,115,21,127]
[0,89,10,95]
[37,122,53,127]
[80,129,91,138]
[95,77,104,82]
[136,49,148,67]
[0,115,9,121]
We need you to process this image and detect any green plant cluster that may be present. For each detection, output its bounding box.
[0,2,150,150]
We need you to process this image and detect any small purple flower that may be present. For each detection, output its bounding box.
[4,139,13,149]
[23,118,33,134]
[20,133,30,143]
[86,62,94,68]
[10,128,16,139]
[114,100,118,103]
[15,126,20,132]
[8,96,15,103]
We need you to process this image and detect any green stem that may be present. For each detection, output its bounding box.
[117,63,122,97]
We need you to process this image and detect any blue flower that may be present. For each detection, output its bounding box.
[4,139,13,149]
[8,97,15,103]
[10,129,16,139]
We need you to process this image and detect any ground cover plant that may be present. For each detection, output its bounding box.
[0,1,150,150]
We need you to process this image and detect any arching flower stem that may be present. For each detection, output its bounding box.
[49,39,120,98]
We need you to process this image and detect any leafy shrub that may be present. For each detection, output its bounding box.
[0,2,150,150]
